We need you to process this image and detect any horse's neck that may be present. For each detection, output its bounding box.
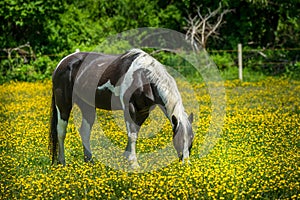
[167,101,185,119]
[156,87,184,121]
[139,52,185,120]
[152,80,184,120]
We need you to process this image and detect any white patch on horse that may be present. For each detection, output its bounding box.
[97,80,121,96]
[125,121,139,168]
[69,71,72,82]
[56,106,68,164]
[56,106,68,136]
[121,48,144,59]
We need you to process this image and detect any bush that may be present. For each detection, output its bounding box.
[0,55,59,84]
[151,50,202,82]
[32,55,57,80]
[210,52,235,70]
[242,49,299,77]
[284,62,300,80]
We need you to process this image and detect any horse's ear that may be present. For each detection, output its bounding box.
[171,115,178,128]
[188,113,194,123]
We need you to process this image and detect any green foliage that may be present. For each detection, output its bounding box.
[0,0,299,83]
[157,4,182,29]
[0,0,63,52]
[211,53,235,70]
[284,62,300,80]
[209,50,268,82]
[241,48,299,77]
[220,66,267,82]
[32,55,57,79]
[151,51,202,82]
[0,55,58,84]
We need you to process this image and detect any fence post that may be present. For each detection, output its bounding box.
[238,43,243,81]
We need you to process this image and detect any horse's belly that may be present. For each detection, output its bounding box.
[95,90,122,110]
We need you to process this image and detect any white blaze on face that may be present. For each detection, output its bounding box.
[182,114,190,157]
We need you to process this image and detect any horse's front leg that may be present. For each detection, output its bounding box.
[124,102,151,169]
[123,104,141,169]
[124,121,140,169]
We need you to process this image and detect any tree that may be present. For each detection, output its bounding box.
[0,0,63,53]
[184,3,233,50]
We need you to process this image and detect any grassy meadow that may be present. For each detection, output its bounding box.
[0,78,299,199]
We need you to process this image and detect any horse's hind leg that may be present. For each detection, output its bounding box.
[79,103,95,163]
[56,105,71,165]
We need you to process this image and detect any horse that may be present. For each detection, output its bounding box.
[50,48,194,168]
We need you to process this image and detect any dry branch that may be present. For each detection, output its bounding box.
[185,3,233,51]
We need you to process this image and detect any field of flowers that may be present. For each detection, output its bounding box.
[1,78,299,199]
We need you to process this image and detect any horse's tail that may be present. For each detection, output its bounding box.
[49,90,58,165]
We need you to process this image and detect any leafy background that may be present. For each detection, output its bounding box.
[0,0,299,83]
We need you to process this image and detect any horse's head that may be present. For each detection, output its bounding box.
[171,113,194,162]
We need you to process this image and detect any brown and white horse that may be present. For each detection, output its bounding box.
[50,49,194,167]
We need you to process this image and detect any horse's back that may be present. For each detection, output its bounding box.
[52,52,118,84]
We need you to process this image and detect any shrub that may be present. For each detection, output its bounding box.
[210,52,235,70]
[0,55,59,84]
[284,62,300,80]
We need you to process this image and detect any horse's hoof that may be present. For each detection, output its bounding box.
[57,160,66,166]
[181,158,191,165]
[123,151,130,159]
[84,156,94,164]
[130,161,140,170]
[85,159,94,164]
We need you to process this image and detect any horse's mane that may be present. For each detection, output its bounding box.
[124,49,186,119]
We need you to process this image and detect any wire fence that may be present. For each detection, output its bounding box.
[1,45,299,55]
[207,47,300,53]
[207,46,299,80]
[208,47,300,70]
[0,45,299,83]
[1,45,299,68]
